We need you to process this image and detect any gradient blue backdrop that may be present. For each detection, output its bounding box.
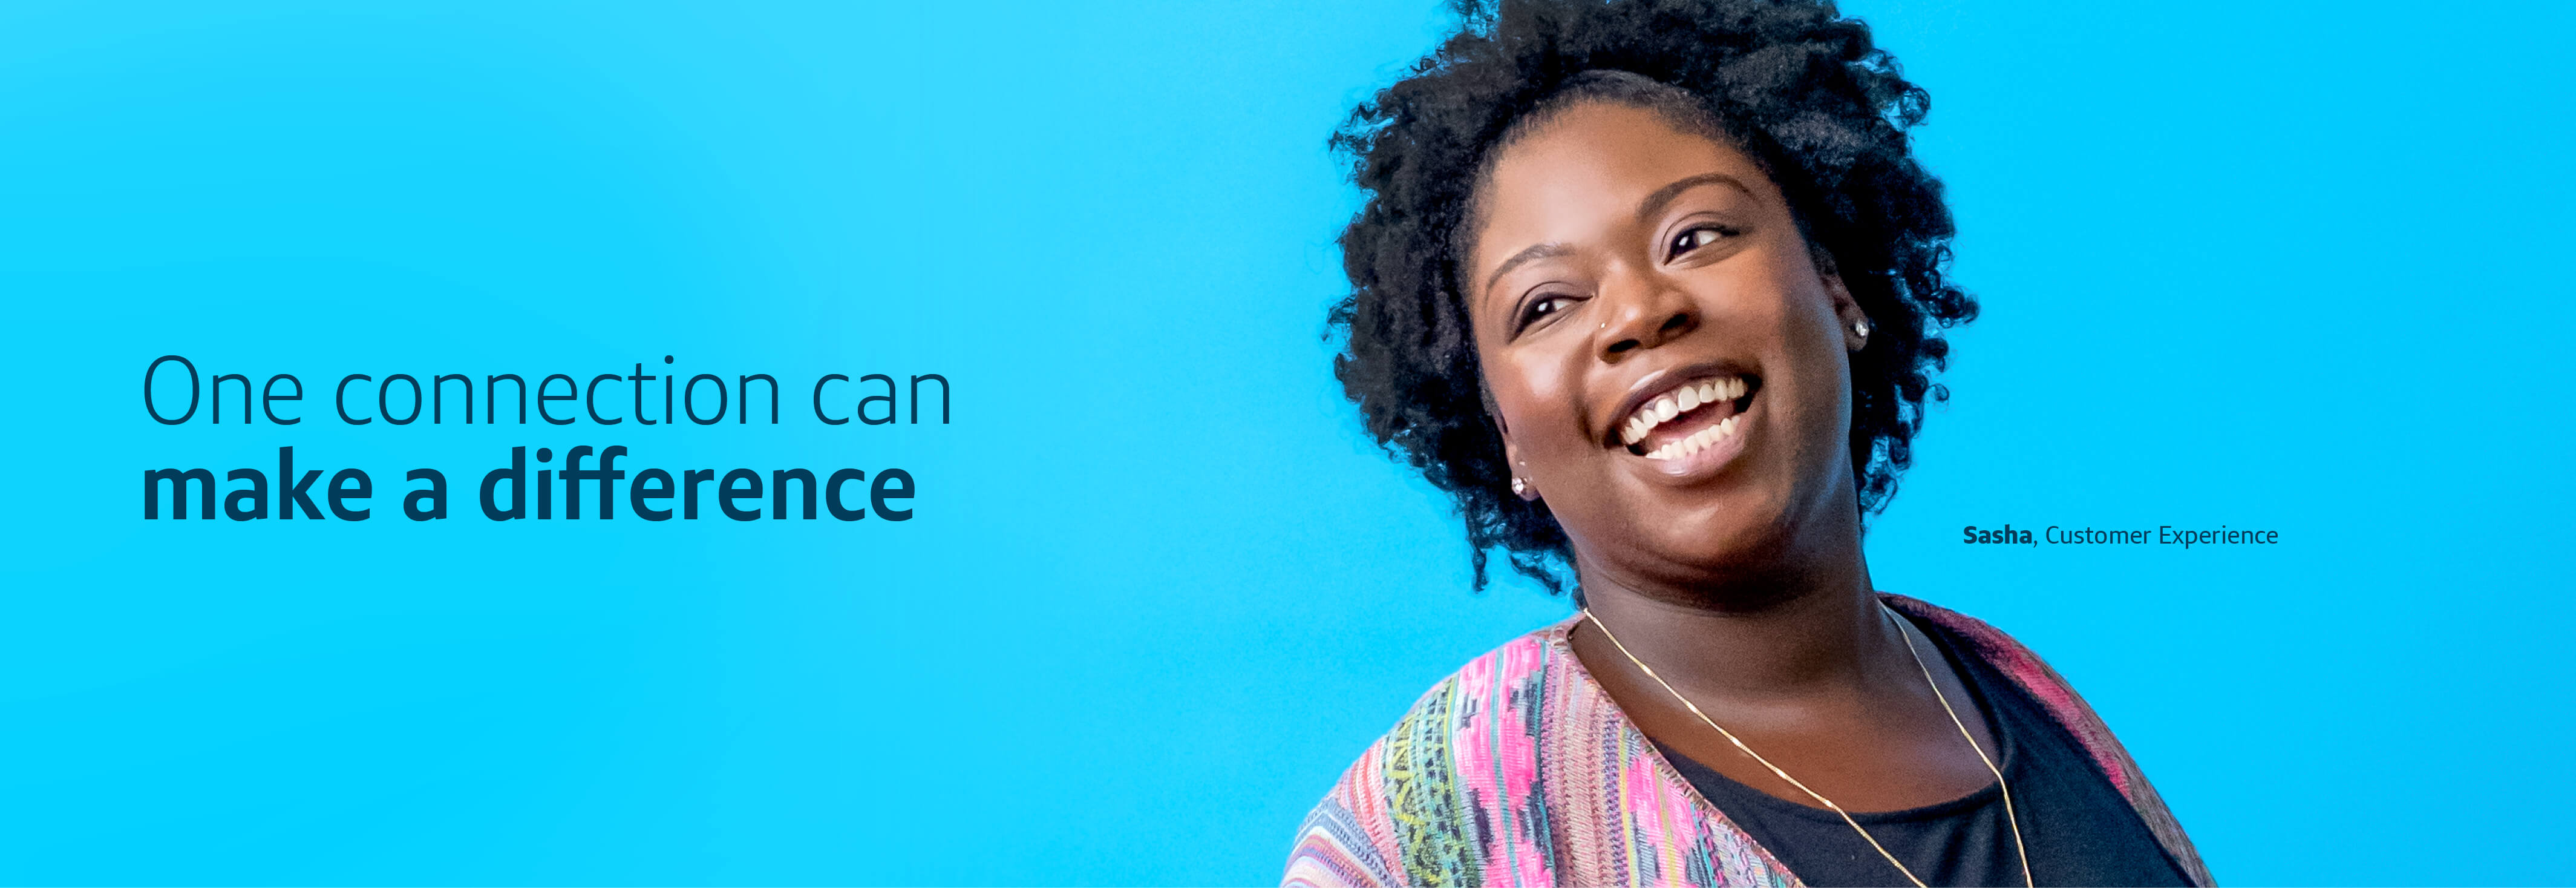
[3,0,2569,883]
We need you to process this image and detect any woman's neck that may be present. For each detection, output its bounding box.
[1569,531,1902,702]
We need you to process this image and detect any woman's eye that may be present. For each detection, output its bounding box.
[1519,295,1572,328]
[1670,226,1734,257]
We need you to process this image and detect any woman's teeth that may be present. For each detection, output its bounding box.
[1644,414,1740,461]
[1618,376,1747,447]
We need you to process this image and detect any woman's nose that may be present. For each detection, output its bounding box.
[1596,274,1697,363]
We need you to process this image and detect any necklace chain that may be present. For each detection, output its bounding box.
[1577,602,2034,888]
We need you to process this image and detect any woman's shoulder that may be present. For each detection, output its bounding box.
[1283,615,1791,887]
[1881,593,2215,886]
[1283,616,1584,888]
[1385,613,1579,735]
[1885,593,2142,780]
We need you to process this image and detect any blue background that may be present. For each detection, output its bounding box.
[2,0,2569,883]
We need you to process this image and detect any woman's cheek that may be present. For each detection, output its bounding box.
[1492,355,1570,447]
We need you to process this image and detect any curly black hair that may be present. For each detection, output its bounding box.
[1327,0,1976,592]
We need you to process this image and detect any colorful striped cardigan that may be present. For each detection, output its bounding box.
[1283,594,2212,887]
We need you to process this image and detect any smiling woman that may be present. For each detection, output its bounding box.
[1288,2,2212,886]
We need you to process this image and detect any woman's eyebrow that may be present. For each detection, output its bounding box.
[1483,242,1575,298]
[1636,173,1754,224]
[1478,174,1752,299]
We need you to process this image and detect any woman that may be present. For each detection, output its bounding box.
[1286,1,2211,886]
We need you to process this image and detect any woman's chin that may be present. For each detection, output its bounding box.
[1607,486,1811,580]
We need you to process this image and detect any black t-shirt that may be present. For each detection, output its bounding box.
[1654,613,2191,887]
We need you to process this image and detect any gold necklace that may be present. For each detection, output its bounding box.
[1578,602,2033,888]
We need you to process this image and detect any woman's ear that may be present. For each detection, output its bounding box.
[1824,273,1869,353]
[1500,435,1540,502]
[1483,384,1541,502]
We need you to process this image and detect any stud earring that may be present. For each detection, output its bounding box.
[1510,477,1528,496]
[1854,318,1871,338]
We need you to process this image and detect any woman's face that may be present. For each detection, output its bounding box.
[1468,100,1866,593]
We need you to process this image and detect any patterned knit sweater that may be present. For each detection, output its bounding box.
[1283,594,2212,887]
